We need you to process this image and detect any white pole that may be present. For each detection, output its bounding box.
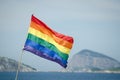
[15,50,24,80]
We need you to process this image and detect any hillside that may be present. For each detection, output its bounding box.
[0,56,36,72]
[66,49,120,72]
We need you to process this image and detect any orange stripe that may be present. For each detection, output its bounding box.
[30,21,73,49]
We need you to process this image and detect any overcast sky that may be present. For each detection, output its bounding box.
[0,0,120,71]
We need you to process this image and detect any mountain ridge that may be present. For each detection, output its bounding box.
[77,49,119,62]
[0,56,36,72]
[66,49,120,72]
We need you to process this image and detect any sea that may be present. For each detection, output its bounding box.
[0,72,120,80]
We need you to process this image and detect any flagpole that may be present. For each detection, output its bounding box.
[15,50,24,80]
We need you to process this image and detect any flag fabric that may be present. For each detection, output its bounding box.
[23,15,74,68]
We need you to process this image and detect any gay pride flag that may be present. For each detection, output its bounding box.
[23,15,74,68]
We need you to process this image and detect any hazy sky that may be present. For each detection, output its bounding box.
[0,0,120,71]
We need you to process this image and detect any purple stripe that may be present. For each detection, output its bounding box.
[24,40,67,68]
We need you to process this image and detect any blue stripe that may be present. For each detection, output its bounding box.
[23,39,67,68]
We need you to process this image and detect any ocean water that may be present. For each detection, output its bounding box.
[0,72,120,80]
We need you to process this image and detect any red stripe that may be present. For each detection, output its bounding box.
[31,15,74,43]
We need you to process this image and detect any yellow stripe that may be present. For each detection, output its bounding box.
[28,27,71,54]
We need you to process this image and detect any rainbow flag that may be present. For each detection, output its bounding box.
[23,15,74,68]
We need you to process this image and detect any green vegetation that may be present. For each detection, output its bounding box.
[108,67,120,71]
[91,68,101,71]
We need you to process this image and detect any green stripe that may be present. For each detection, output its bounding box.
[27,33,68,60]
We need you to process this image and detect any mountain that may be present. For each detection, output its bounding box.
[0,56,36,72]
[66,49,120,72]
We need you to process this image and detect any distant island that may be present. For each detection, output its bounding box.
[0,56,36,72]
[64,49,120,73]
